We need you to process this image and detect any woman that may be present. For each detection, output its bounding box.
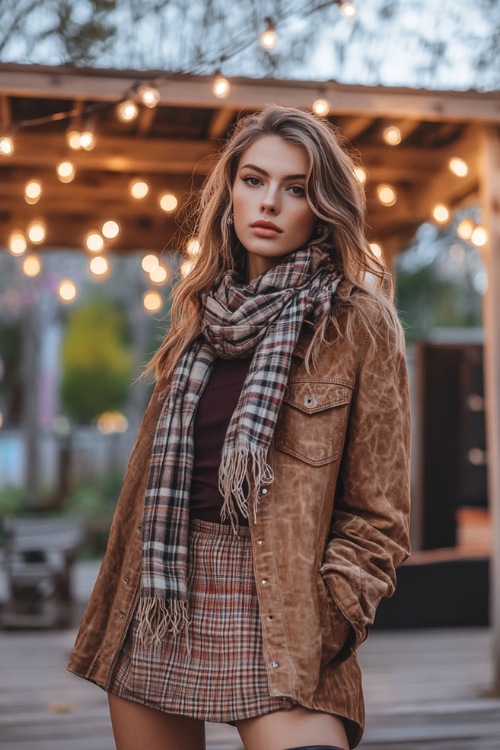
[68,105,411,750]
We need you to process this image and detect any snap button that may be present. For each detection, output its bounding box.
[304,395,315,407]
[257,538,264,545]
[123,577,129,585]
[137,525,142,532]
[259,487,268,495]
[118,612,125,620]
[270,661,279,668]
[261,578,269,585]
[267,615,274,621]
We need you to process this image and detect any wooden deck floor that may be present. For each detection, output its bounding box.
[1,627,499,750]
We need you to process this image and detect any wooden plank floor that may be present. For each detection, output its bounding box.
[1,628,499,749]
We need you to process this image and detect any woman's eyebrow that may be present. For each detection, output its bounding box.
[239,163,306,180]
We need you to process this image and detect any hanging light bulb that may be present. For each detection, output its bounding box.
[159,193,178,213]
[457,218,474,240]
[85,232,105,253]
[383,125,402,146]
[312,98,330,117]
[354,166,367,184]
[142,254,159,272]
[0,136,14,156]
[471,226,487,247]
[79,129,95,150]
[149,263,170,284]
[67,129,82,150]
[338,1,357,19]
[116,99,139,122]
[181,258,196,277]
[143,290,163,312]
[56,161,76,183]
[27,220,46,244]
[213,70,230,99]
[24,179,42,205]
[432,203,450,223]
[260,17,279,50]
[101,220,120,239]
[448,157,468,177]
[139,84,160,108]
[377,184,397,206]
[8,230,27,256]
[23,254,41,277]
[89,256,110,277]
[369,243,383,258]
[58,279,77,303]
[130,179,149,199]
[186,237,201,257]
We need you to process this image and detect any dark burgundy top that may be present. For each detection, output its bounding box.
[190,356,252,526]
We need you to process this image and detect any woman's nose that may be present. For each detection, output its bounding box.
[260,186,279,214]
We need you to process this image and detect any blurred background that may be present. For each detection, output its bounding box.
[0,2,500,746]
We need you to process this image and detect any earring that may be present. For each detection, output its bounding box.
[226,213,233,226]
[314,223,323,237]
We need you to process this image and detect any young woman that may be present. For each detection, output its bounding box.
[68,105,411,750]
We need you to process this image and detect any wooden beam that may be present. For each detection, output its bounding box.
[480,125,500,696]
[1,64,500,123]
[209,107,236,140]
[339,116,373,141]
[0,95,11,128]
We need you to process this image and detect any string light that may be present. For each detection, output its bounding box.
[0,136,14,155]
[130,179,149,199]
[377,184,397,206]
[181,258,196,277]
[96,411,128,434]
[432,203,450,223]
[58,279,77,302]
[213,70,230,99]
[457,218,474,240]
[159,193,178,213]
[101,220,120,239]
[186,237,201,257]
[143,290,163,312]
[8,230,27,255]
[56,161,76,183]
[354,166,367,184]
[79,128,96,150]
[116,99,139,122]
[471,226,487,247]
[369,242,383,258]
[448,157,468,177]
[260,17,279,50]
[24,179,42,205]
[337,1,357,19]
[139,84,160,108]
[89,256,110,276]
[27,220,46,244]
[312,98,330,116]
[67,129,82,150]
[23,254,41,277]
[383,125,402,146]
[85,232,105,252]
[142,254,159,272]
[149,263,170,284]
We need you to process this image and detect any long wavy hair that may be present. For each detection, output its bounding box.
[147,105,403,391]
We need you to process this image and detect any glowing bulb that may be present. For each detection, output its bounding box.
[457,218,474,240]
[339,2,357,18]
[130,179,149,199]
[149,264,169,284]
[85,232,105,252]
[57,161,76,183]
[383,125,402,146]
[23,254,41,277]
[24,179,42,205]
[27,221,46,244]
[213,73,230,99]
[369,243,383,258]
[67,130,82,150]
[89,256,109,276]
[432,203,450,223]
[101,220,120,239]
[260,18,279,50]
[181,258,195,277]
[186,237,201,257]
[471,226,487,247]
[377,184,397,206]
[117,99,139,122]
[448,157,468,177]
[79,130,95,150]
[143,290,163,312]
[354,166,367,184]
[8,231,27,256]
[139,85,160,108]
[0,136,14,155]
[142,254,159,272]
[312,98,330,117]
[58,280,77,302]
[159,193,178,213]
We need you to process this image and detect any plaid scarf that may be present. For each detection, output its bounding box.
[138,246,341,646]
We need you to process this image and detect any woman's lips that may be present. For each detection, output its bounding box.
[250,221,283,238]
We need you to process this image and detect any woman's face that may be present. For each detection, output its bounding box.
[231,135,317,282]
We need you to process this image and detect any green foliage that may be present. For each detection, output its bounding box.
[66,471,124,556]
[61,298,133,423]
[0,485,29,517]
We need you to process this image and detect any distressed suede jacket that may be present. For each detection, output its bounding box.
[68,295,411,749]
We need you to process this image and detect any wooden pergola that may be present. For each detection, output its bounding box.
[1,63,500,689]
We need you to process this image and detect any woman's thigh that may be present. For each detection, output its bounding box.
[236,706,348,750]
[108,693,206,750]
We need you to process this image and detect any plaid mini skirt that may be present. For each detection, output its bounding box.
[107,518,296,722]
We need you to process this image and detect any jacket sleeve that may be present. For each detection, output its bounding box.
[320,314,411,653]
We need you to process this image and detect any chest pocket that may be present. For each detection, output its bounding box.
[275,380,353,466]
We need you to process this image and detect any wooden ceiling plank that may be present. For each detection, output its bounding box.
[209,107,236,140]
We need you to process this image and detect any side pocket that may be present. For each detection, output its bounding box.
[316,572,355,667]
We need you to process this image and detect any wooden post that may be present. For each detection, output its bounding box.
[480,125,500,695]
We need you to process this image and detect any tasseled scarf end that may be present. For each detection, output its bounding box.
[137,597,191,653]
[219,443,274,528]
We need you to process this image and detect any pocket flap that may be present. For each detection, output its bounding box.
[283,381,353,414]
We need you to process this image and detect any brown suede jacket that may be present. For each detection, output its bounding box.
[68,299,411,749]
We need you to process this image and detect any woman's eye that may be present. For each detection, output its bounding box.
[289,185,306,196]
[242,176,261,186]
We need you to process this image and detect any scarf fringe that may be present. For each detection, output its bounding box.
[137,597,191,654]
[219,444,274,527]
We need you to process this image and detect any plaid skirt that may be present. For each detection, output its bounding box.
[107,518,296,722]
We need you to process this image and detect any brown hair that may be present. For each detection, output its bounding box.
[147,105,403,390]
